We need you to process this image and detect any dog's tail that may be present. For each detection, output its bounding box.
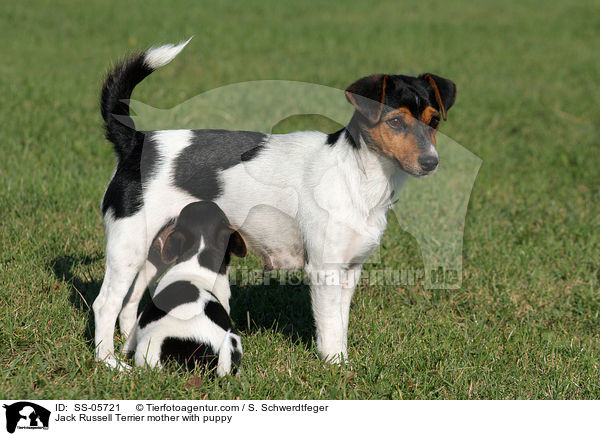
[100,38,192,159]
[216,330,243,377]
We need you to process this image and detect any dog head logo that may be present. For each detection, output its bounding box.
[3,402,50,433]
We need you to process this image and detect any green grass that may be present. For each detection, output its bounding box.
[1,0,599,399]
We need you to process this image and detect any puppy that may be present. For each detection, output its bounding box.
[125,201,246,376]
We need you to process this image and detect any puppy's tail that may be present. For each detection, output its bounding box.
[216,330,243,377]
[100,38,192,159]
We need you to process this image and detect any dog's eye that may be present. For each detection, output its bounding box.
[386,118,403,129]
[429,116,440,129]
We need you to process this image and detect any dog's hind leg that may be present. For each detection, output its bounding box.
[118,260,157,342]
[93,212,149,367]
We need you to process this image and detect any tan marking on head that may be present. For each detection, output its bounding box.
[396,107,415,125]
[420,106,440,146]
[364,108,421,173]
[420,106,440,124]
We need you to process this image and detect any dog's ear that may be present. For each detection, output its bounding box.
[419,73,457,121]
[227,227,247,258]
[161,230,187,264]
[345,74,389,124]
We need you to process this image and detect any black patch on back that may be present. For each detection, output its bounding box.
[101,132,160,218]
[241,145,264,162]
[160,337,218,371]
[138,280,199,329]
[173,130,267,200]
[204,300,232,331]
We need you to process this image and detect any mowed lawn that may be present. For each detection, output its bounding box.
[1,0,598,399]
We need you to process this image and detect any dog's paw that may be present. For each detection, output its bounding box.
[99,357,132,372]
[319,351,349,366]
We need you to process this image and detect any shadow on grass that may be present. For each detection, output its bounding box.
[49,254,315,352]
[49,254,103,344]
[230,280,315,349]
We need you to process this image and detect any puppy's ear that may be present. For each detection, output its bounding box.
[227,227,247,258]
[419,73,457,121]
[161,230,187,264]
[345,74,389,124]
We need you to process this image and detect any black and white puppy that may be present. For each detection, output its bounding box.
[124,201,246,375]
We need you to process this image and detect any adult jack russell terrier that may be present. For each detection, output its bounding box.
[93,39,456,367]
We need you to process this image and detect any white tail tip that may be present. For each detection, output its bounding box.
[144,36,193,69]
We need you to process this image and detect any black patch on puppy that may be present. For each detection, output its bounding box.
[204,300,232,331]
[198,248,231,275]
[173,130,267,200]
[138,281,199,329]
[148,217,176,267]
[160,337,218,371]
[231,348,242,373]
[164,202,235,272]
[169,201,243,273]
[101,133,160,218]
[230,336,238,348]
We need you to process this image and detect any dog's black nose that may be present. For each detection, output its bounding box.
[418,155,438,172]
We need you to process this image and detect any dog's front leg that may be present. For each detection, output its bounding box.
[341,264,362,349]
[305,263,347,363]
